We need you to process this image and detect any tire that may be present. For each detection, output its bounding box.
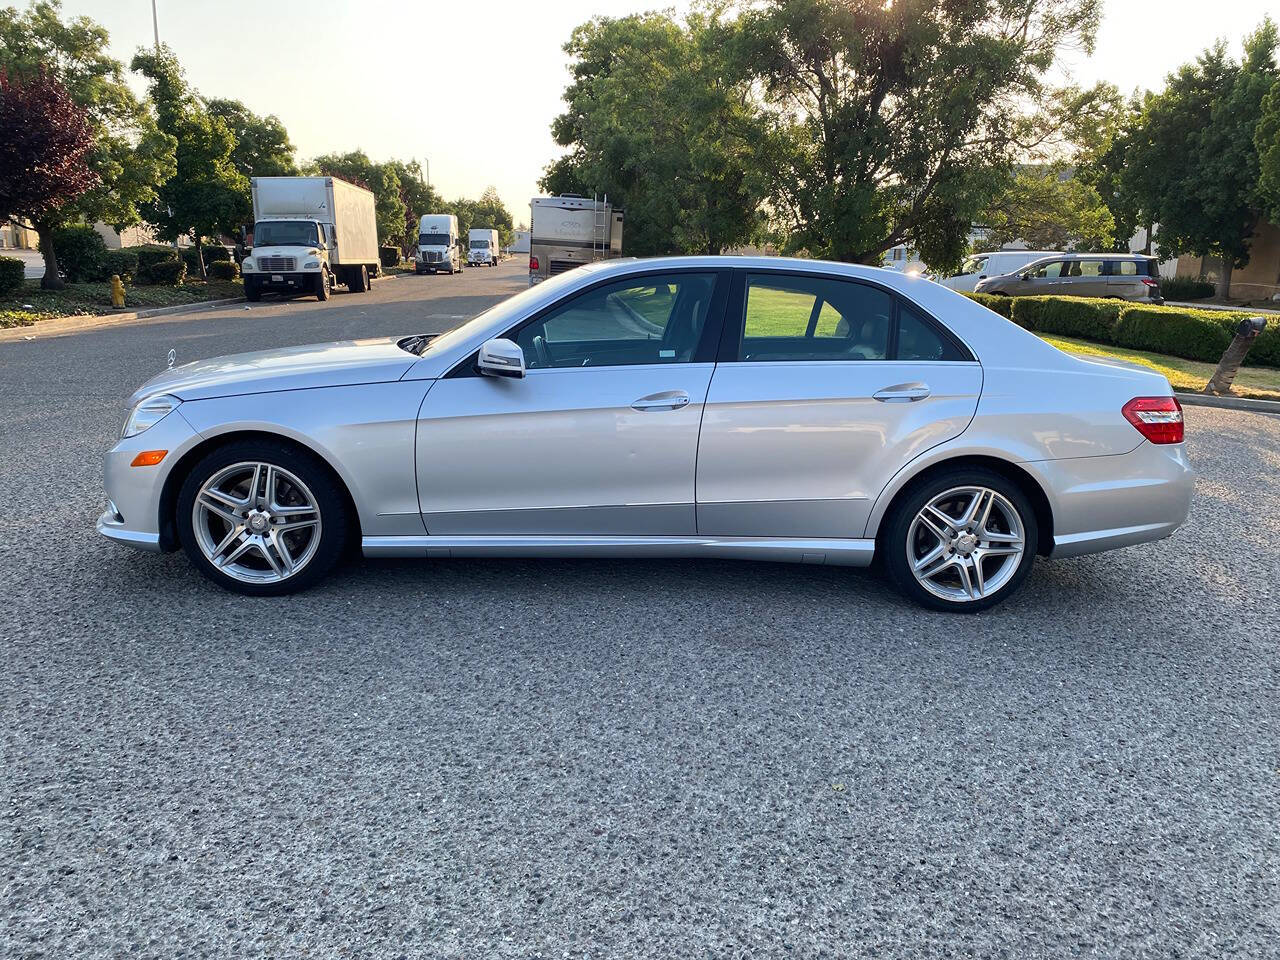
[349,264,368,293]
[315,270,331,301]
[881,467,1038,613]
[244,279,262,302]
[175,438,351,597]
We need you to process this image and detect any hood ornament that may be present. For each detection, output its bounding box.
[167,348,176,369]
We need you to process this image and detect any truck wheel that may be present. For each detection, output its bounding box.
[350,265,368,293]
[244,279,262,302]
[315,270,330,301]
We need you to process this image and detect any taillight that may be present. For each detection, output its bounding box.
[1122,396,1184,444]
[529,256,540,271]
[1141,277,1158,287]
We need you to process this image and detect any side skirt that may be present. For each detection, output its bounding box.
[361,534,876,567]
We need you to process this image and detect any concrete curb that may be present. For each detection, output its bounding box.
[1176,391,1280,415]
[1,273,401,344]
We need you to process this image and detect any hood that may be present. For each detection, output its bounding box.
[131,337,417,403]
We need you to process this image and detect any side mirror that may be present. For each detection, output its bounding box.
[477,338,525,379]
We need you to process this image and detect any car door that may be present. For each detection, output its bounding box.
[1062,258,1109,298]
[415,270,728,536]
[1012,259,1066,295]
[1106,259,1147,300]
[696,271,982,539]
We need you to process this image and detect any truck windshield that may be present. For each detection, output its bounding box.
[254,221,318,247]
[470,240,489,248]
[419,233,450,246]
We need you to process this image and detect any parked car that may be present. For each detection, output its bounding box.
[975,253,1164,302]
[97,257,1192,611]
[940,251,1058,292]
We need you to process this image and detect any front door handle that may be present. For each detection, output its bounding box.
[873,383,931,403]
[632,390,690,411]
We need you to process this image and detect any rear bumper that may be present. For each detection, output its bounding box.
[1033,442,1194,559]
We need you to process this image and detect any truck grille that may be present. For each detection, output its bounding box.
[258,256,296,272]
[548,259,581,276]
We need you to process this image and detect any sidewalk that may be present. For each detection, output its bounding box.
[1166,299,1280,316]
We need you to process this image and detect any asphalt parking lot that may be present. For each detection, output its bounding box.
[2,260,1278,958]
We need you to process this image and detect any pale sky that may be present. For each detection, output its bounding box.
[55,0,1280,224]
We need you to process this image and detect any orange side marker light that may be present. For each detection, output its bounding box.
[130,450,168,467]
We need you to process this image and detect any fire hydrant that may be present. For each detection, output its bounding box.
[110,274,126,309]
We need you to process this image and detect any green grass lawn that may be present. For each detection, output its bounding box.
[0,277,243,325]
[1043,334,1280,401]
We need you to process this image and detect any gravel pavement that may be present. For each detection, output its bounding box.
[2,261,1278,958]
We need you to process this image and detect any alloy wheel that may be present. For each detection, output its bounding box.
[906,485,1025,603]
[191,461,322,584]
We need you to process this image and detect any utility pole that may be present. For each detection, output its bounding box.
[151,0,160,50]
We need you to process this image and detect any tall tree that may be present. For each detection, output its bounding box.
[0,69,97,287]
[308,150,406,247]
[979,166,1115,252]
[205,98,298,237]
[1125,19,1278,298]
[471,186,515,248]
[734,0,1100,265]
[0,0,175,285]
[543,10,764,255]
[385,158,441,251]
[1256,75,1280,224]
[131,47,246,278]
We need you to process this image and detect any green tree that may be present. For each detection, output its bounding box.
[131,47,246,278]
[979,166,1116,251]
[0,0,175,287]
[1125,19,1278,297]
[308,150,406,247]
[542,9,764,255]
[1065,83,1145,251]
[205,98,297,238]
[385,158,442,250]
[734,0,1100,265]
[1256,75,1280,223]
[470,186,514,248]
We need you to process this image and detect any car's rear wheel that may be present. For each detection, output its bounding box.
[882,468,1037,612]
[176,440,350,596]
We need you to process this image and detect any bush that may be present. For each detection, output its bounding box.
[1112,307,1236,362]
[962,292,1012,318]
[0,255,25,295]
[380,246,400,268]
[1160,276,1215,301]
[102,249,138,282]
[138,255,186,286]
[1011,296,1122,340]
[207,260,239,280]
[44,225,108,282]
[182,244,231,272]
[135,245,180,272]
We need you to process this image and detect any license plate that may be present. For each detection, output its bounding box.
[271,274,283,282]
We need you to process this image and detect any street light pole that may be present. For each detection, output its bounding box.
[151,0,160,51]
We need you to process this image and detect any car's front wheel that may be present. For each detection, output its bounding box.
[882,468,1037,612]
[176,439,350,596]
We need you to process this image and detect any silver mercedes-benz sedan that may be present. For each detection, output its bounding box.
[98,256,1193,611]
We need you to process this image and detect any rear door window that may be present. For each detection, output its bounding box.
[739,275,891,361]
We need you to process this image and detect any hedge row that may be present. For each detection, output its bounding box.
[963,293,1280,369]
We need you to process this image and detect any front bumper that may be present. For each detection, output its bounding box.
[244,271,318,291]
[97,407,202,553]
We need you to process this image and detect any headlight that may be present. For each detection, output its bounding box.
[242,257,255,271]
[122,394,180,439]
[303,260,320,269]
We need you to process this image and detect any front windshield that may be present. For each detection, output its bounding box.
[254,220,318,247]
[418,267,595,359]
[419,232,450,247]
[470,239,489,248]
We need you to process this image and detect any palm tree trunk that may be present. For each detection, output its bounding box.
[1204,319,1265,395]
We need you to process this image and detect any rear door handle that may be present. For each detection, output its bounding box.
[632,390,690,411]
[873,383,931,403]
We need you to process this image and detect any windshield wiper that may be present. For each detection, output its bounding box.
[397,334,438,356]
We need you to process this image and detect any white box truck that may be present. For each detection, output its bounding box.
[243,176,380,301]
[417,214,462,274]
[468,228,499,267]
[528,195,623,285]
